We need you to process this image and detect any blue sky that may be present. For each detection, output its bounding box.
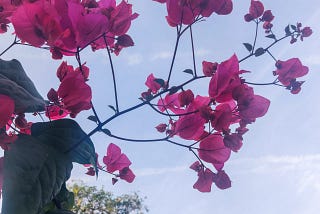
[1,0,320,213]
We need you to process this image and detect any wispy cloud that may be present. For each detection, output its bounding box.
[150,51,172,61]
[125,53,143,65]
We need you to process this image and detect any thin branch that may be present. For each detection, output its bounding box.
[266,49,277,62]
[251,20,260,54]
[147,102,198,117]
[189,25,197,77]
[104,36,120,113]
[105,131,169,143]
[166,31,181,85]
[0,36,17,56]
[244,80,284,87]
[75,51,102,124]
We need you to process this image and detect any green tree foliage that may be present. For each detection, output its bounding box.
[69,183,148,214]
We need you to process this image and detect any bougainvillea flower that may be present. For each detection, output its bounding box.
[109,0,139,36]
[191,95,212,109]
[0,94,14,128]
[165,0,199,26]
[208,54,241,103]
[190,161,202,172]
[156,0,233,26]
[57,72,92,118]
[145,73,162,94]
[155,123,167,133]
[45,105,69,120]
[289,80,304,94]
[103,143,132,173]
[12,0,62,47]
[198,134,231,165]
[301,27,312,39]
[178,89,194,107]
[14,113,27,129]
[233,84,270,120]
[213,170,231,189]
[261,10,274,22]
[157,93,185,114]
[202,61,217,77]
[193,168,214,192]
[211,102,234,132]
[56,61,74,82]
[274,58,309,86]
[201,0,233,16]
[85,167,96,176]
[175,112,206,140]
[0,0,17,33]
[119,167,135,183]
[244,0,264,22]
[223,133,243,152]
[74,12,109,48]
[47,88,59,104]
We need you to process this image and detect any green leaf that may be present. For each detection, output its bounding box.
[265,34,276,40]
[290,24,297,31]
[243,43,253,52]
[285,25,291,36]
[87,115,98,123]
[0,59,45,113]
[169,86,180,95]
[108,105,117,113]
[182,69,194,75]
[1,134,73,214]
[31,119,96,166]
[154,78,165,87]
[101,128,111,136]
[254,48,266,57]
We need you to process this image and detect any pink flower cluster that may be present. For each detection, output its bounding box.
[154,0,233,26]
[274,58,309,94]
[244,0,275,32]
[0,0,138,57]
[46,61,92,119]
[85,143,135,184]
[145,54,271,192]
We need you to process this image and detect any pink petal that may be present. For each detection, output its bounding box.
[0,94,14,128]
[213,170,231,189]
[193,168,214,193]
[198,134,231,165]
[119,167,135,183]
[175,113,205,140]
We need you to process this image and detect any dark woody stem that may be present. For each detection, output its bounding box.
[104,35,120,113]
[251,20,260,54]
[166,27,181,85]
[0,36,18,56]
[190,25,197,77]
[75,50,102,124]
[239,33,293,63]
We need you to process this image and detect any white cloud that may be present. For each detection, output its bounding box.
[150,51,172,61]
[126,53,143,65]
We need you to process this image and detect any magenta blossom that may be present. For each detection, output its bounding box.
[274,58,309,86]
[103,143,132,173]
